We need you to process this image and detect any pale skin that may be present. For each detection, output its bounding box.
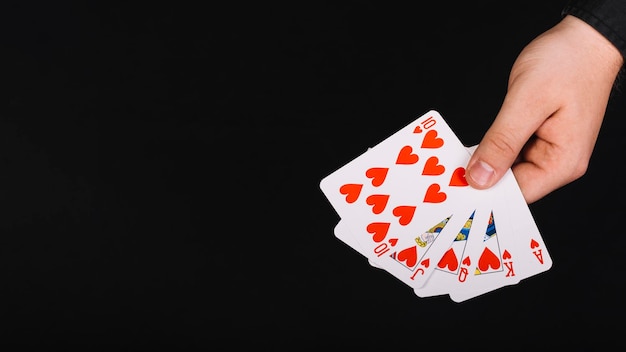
[466,15,624,204]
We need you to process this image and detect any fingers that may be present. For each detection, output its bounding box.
[510,131,589,204]
[508,140,564,204]
[465,92,553,191]
[510,160,555,204]
[464,14,623,202]
[469,108,592,204]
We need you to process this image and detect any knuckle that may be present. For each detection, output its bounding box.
[569,160,588,181]
[550,152,588,184]
[485,131,519,157]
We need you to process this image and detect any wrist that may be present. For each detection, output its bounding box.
[561,15,623,75]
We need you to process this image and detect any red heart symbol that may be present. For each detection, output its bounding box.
[530,239,539,249]
[423,183,446,203]
[478,248,501,271]
[502,249,512,260]
[392,205,416,226]
[449,167,469,186]
[420,258,430,268]
[339,183,363,203]
[396,146,419,165]
[422,156,445,176]
[388,238,398,246]
[413,125,423,133]
[421,130,444,148]
[397,246,417,267]
[462,256,471,266]
[366,222,390,243]
[366,194,389,214]
[365,167,389,187]
[437,248,458,271]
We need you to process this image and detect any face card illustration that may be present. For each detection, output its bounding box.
[413,210,477,297]
[380,214,459,288]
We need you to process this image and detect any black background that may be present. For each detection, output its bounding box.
[2,1,626,350]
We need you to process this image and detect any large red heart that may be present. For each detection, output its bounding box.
[366,194,389,214]
[396,246,417,268]
[392,205,416,226]
[396,146,419,165]
[339,183,362,203]
[437,248,458,271]
[421,130,444,148]
[365,167,389,187]
[366,222,390,243]
[423,183,446,203]
[478,247,501,271]
[449,167,469,186]
[422,156,445,176]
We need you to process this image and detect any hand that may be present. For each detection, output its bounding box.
[465,15,623,204]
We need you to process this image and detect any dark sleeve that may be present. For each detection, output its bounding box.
[562,0,626,59]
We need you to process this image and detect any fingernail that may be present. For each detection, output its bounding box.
[468,160,495,187]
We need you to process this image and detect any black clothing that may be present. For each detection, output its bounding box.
[563,0,626,59]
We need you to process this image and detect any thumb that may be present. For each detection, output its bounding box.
[465,103,545,190]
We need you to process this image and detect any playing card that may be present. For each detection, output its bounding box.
[414,146,552,301]
[447,169,553,302]
[412,207,482,298]
[331,151,488,295]
[320,110,501,289]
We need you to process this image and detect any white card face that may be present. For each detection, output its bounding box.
[319,111,500,289]
[448,170,553,302]
[331,148,382,269]
[320,110,473,222]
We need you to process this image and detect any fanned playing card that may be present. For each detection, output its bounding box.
[320,110,503,289]
[427,145,553,302]
[412,208,481,298]
[322,112,553,302]
[447,173,553,302]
